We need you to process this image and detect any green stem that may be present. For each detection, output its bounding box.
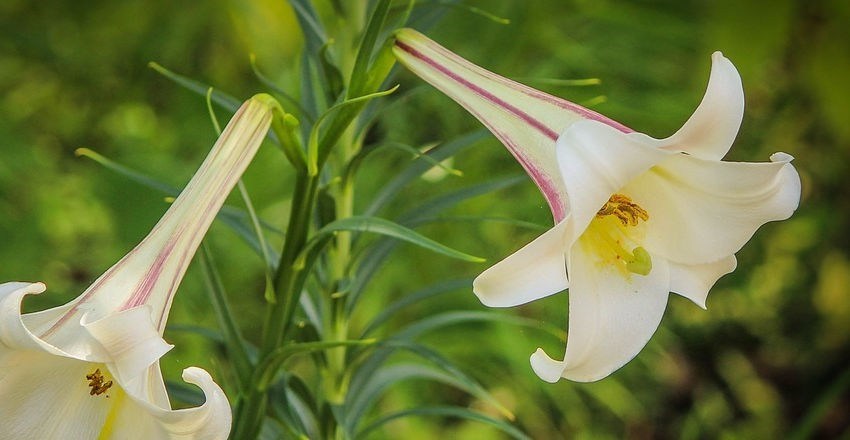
[322,126,359,438]
[325,177,354,406]
[231,171,320,440]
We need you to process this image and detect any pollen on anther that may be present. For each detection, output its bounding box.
[86,368,114,397]
[596,194,649,227]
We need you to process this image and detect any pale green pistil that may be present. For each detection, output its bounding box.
[583,194,652,276]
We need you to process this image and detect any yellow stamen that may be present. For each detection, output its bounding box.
[584,194,652,276]
[86,368,114,397]
[596,193,649,226]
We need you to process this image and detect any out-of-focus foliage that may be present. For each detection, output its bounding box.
[1,0,848,438]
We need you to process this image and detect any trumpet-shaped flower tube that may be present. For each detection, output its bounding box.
[0,94,275,438]
[393,29,801,382]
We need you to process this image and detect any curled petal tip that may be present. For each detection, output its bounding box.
[0,281,46,296]
[770,152,794,162]
[529,348,564,383]
[175,367,232,438]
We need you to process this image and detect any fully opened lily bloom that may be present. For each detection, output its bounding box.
[393,29,801,382]
[0,95,275,438]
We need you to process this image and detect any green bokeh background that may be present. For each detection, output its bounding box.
[1,0,848,438]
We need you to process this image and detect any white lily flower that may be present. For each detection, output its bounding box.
[393,29,801,382]
[0,94,275,438]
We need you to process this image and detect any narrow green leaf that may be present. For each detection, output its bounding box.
[516,77,602,87]
[356,406,530,440]
[298,51,324,139]
[165,324,223,343]
[75,148,282,262]
[198,244,253,389]
[581,95,608,107]
[257,339,377,391]
[267,376,320,440]
[414,215,548,232]
[348,174,522,313]
[320,41,345,100]
[363,129,487,216]
[397,176,525,224]
[268,374,321,439]
[788,367,850,440]
[344,312,562,432]
[148,62,241,111]
[384,342,514,420]
[360,278,471,337]
[347,141,463,184]
[307,85,399,175]
[288,0,328,55]
[301,215,484,265]
[349,0,392,97]
[345,361,516,434]
[75,148,174,194]
[429,0,511,24]
[249,53,313,122]
[345,363,466,427]
[394,310,566,343]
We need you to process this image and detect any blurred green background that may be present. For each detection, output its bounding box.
[1,0,848,438]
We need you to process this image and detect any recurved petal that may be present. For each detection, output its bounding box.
[473,220,569,307]
[83,306,173,384]
[669,256,737,309]
[0,281,102,360]
[393,28,632,221]
[661,52,745,160]
[145,367,232,439]
[530,245,670,383]
[556,120,671,243]
[103,367,231,440]
[626,152,801,265]
[0,282,47,352]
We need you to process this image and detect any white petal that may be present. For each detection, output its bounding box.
[0,281,106,361]
[531,245,670,382]
[556,120,671,243]
[83,306,173,384]
[99,367,231,440]
[0,354,230,439]
[0,282,49,352]
[473,220,569,307]
[669,256,737,308]
[394,29,632,221]
[626,152,801,264]
[144,367,233,439]
[0,283,230,438]
[661,52,745,160]
[0,352,114,439]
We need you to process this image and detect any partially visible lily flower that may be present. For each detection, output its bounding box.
[393,29,801,382]
[0,94,275,438]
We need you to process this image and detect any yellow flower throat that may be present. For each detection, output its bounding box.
[583,194,652,276]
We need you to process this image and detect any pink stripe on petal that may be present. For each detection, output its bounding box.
[417,37,633,134]
[396,40,559,141]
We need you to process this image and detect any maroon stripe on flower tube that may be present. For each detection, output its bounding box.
[396,40,561,142]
